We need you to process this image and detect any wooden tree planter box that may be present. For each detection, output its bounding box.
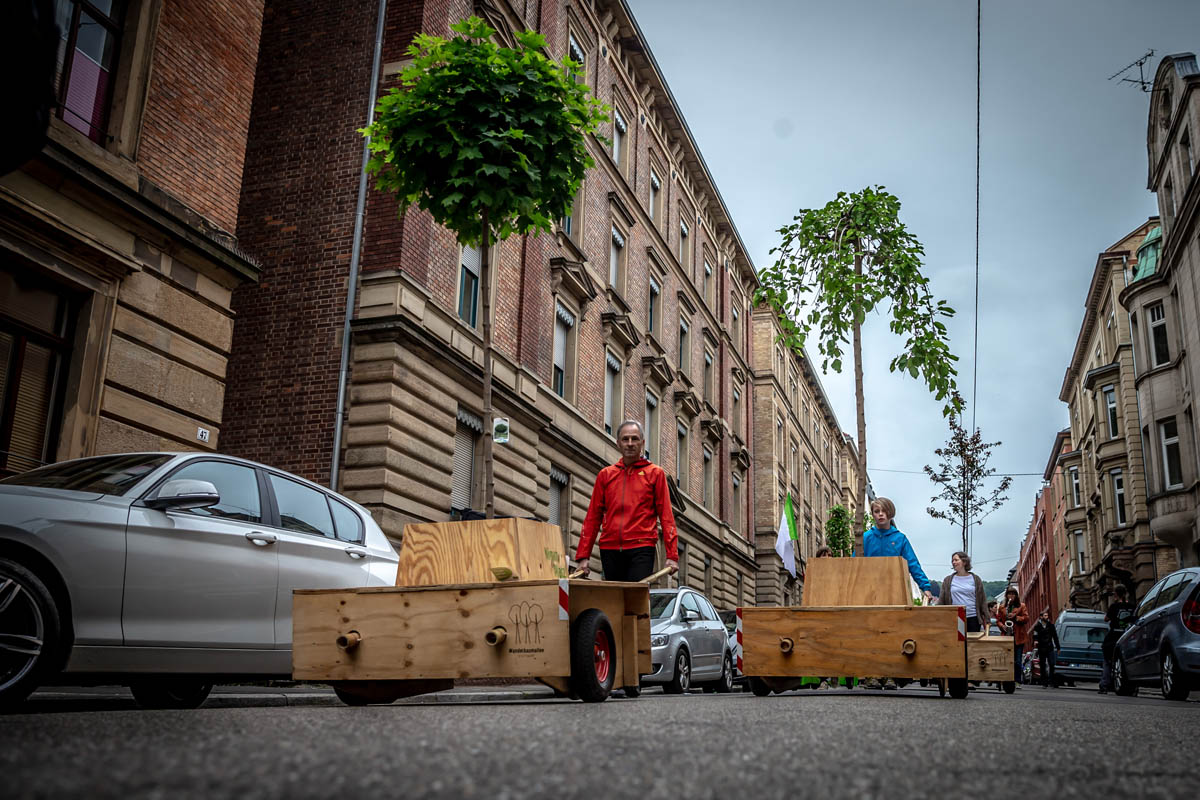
[291,519,651,704]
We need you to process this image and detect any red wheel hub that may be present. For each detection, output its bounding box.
[593,630,611,683]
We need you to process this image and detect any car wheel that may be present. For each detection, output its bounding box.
[1161,649,1191,702]
[569,608,616,703]
[0,558,61,710]
[1112,654,1138,697]
[948,678,969,699]
[1002,681,1016,694]
[749,676,772,697]
[663,649,690,694]
[129,679,214,709]
[714,653,734,693]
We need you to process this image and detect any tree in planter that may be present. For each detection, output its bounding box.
[924,411,1012,553]
[824,504,854,557]
[362,17,607,517]
[756,186,962,550]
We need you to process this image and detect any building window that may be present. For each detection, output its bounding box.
[703,260,713,307]
[702,447,713,510]
[54,0,126,144]
[676,420,689,493]
[790,441,798,482]
[562,182,584,243]
[645,389,659,462]
[731,302,740,347]
[647,277,660,338]
[704,554,714,597]
[649,168,662,226]
[612,106,629,173]
[609,226,626,292]
[567,33,586,84]
[1182,128,1195,177]
[549,465,570,531]
[679,218,691,273]
[1104,386,1118,439]
[803,460,811,500]
[0,271,76,476]
[736,572,744,606]
[1163,177,1176,225]
[1160,417,1183,489]
[1070,466,1081,507]
[776,415,784,459]
[552,301,576,399]
[731,473,741,532]
[703,349,714,402]
[1148,302,1170,367]
[678,540,688,584]
[1073,529,1086,574]
[458,244,480,327]
[678,315,689,376]
[604,350,622,435]
[732,384,741,423]
[1112,469,1126,527]
[452,409,482,513]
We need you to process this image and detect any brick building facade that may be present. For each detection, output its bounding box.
[0,0,263,475]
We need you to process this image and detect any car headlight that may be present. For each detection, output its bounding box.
[651,634,669,647]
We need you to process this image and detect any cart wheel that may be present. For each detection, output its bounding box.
[749,677,772,697]
[948,678,969,699]
[570,608,615,702]
[919,679,929,687]
[1002,681,1016,694]
[937,679,946,697]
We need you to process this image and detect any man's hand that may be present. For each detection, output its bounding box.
[666,558,678,575]
[923,590,934,605]
[574,560,590,577]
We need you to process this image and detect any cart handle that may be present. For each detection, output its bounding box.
[642,566,673,584]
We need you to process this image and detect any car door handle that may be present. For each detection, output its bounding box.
[344,547,368,559]
[245,531,277,546]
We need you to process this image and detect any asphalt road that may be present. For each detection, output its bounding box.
[3,684,1196,799]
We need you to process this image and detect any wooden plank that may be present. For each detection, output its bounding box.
[396,519,568,586]
[966,633,1015,682]
[621,615,638,689]
[740,606,965,679]
[292,583,570,681]
[802,557,912,607]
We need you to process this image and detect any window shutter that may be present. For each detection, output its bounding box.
[461,244,481,277]
[452,421,476,510]
[554,317,568,371]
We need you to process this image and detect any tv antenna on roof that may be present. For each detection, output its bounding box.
[1109,49,1156,92]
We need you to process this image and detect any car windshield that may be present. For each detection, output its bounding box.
[1061,626,1107,644]
[650,594,677,620]
[0,454,172,496]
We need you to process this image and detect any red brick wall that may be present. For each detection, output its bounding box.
[137,0,265,233]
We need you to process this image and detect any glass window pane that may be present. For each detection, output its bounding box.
[269,474,336,536]
[329,498,364,544]
[3,453,170,494]
[63,12,118,140]
[170,461,262,523]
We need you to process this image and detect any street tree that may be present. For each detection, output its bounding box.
[756,186,962,549]
[824,505,854,557]
[923,412,1012,552]
[362,17,607,516]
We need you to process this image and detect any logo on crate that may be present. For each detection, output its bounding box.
[508,602,544,644]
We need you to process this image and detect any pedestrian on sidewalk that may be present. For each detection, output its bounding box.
[939,551,989,633]
[996,587,1030,685]
[1099,584,1134,694]
[574,420,678,582]
[1031,610,1060,687]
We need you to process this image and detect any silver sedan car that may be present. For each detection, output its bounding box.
[0,452,399,710]
[642,587,733,693]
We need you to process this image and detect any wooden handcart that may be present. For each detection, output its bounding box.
[292,519,652,705]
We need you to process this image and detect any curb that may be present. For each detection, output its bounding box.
[26,686,559,710]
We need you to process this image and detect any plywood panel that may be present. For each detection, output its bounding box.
[397,519,569,586]
[802,557,912,607]
[967,633,1015,682]
[568,582,652,687]
[740,606,965,679]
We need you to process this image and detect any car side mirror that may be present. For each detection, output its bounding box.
[146,479,220,511]
[683,609,699,622]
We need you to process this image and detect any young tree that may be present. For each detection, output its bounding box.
[756,187,962,549]
[363,17,607,517]
[824,505,854,557]
[924,412,1012,552]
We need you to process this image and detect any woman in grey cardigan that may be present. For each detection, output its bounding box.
[940,551,989,633]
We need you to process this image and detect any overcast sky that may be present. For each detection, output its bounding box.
[626,0,1200,581]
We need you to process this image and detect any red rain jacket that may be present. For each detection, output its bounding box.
[576,458,678,562]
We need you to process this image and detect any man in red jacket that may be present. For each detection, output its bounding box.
[573,420,679,582]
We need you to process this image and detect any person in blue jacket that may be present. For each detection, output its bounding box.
[860,496,934,605]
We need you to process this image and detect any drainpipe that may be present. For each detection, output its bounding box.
[330,0,388,491]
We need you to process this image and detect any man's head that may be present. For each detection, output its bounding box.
[1113,584,1128,601]
[616,420,645,464]
[1040,610,1050,622]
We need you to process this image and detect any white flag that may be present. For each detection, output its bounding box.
[775,494,798,578]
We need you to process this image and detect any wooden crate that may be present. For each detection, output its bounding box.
[966,632,1014,682]
[293,579,651,687]
[801,557,913,607]
[397,519,568,586]
[739,605,966,680]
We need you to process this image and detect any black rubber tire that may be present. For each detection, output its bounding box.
[622,683,641,699]
[662,649,691,694]
[1161,649,1191,701]
[129,679,214,709]
[713,653,734,693]
[749,676,772,697]
[334,686,372,706]
[1112,655,1138,697]
[1002,681,1016,694]
[948,678,969,699]
[919,678,929,687]
[0,558,62,710]
[570,608,615,703]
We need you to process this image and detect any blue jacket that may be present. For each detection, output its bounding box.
[858,524,932,591]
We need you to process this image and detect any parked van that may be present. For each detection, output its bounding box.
[1054,608,1108,685]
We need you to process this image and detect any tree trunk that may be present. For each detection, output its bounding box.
[481,210,495,518]
[853,244,867,555]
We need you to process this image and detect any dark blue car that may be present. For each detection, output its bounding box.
[1112,567,1200,701]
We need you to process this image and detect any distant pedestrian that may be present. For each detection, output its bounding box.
[987,601,998,631]
[814,546,833,558]
[1031,610,1060,687]
[996,587,1030,684]
[1099,585,1135,694]
[939,551,989,633]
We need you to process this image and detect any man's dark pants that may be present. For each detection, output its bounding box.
[600,547,656,582]
[1037,647,1056,686]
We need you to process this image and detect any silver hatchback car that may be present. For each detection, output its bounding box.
[642,587,733,693]
[0,452,399,709]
